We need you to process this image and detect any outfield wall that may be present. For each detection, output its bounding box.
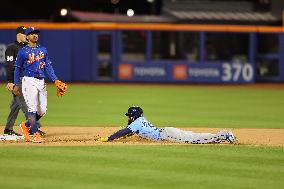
[117,62,254,83]
[0,22,283,83]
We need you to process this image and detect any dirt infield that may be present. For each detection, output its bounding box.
[1,127,284,146]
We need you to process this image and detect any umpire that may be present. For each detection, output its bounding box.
[3,26,44,136]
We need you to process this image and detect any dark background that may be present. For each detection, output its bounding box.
[0,0,277,22]
[0,0,162,21]
[1,0,282,23]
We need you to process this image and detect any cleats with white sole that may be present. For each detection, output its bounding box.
[226,130,238,144]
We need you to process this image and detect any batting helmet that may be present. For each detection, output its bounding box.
[125,106,143,120]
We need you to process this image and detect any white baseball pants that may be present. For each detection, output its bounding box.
[22,76,47,116]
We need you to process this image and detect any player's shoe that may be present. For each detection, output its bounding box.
[19,122,30,142]
[216,129,228,142]
[29,129,46,136]
[32,132,44,143]
[38,130,46,136]
[3,129,22,136]
[225,130,238,144]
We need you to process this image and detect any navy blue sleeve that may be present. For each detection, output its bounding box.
[108,127,133,141]
[14,67,21,85]
[45,62,58,81]
[44,49,58,81]
[14,50,24,85]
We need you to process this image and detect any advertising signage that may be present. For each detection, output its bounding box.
[118,63,168,82]
[118,62,254,83]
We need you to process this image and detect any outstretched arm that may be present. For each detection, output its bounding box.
[45,52,68,97]
[44,50,58,81]
[101,127,133,142]
[45,60,58,81]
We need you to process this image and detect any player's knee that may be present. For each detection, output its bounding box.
[37,106,47,116]
[39,113,45,117]
[37,111,46,117]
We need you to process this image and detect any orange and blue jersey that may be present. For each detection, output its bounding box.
[14,44,58,85]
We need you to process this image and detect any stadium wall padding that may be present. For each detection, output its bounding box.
[0,27,283,83]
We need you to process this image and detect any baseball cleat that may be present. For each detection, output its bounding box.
[29,129,46,136]
[20,122,30,142]
[4,129,22,136]
[225,130,238,144]
[216,129,229,142]
[19,122,31,142]
[38,130,46,136]
[32,132,44,143]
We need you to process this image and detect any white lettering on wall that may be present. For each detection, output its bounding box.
[134,67,166,77]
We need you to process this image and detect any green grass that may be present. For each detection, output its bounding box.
[1,84,284,189]
[0,145,283,189]
[1,84,284,128]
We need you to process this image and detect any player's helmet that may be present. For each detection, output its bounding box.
[125,106,143,120]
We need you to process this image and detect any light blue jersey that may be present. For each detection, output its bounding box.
[127,117,161,141]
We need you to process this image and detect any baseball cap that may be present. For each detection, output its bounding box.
[16,26,26,34]
[25,27,40,36]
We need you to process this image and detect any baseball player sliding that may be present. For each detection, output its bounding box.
[13,27,67,143]
[99,106,238,144]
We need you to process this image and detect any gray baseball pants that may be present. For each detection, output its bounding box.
[160,127,228,144]
[5,93,28,131]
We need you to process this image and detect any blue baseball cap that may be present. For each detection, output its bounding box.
[25,27,40,36]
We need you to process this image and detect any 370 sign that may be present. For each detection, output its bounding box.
[221,62,254,82]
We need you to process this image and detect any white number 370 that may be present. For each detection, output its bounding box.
[222,63,254,82]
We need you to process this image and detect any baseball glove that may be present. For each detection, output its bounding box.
[55,80,67,97]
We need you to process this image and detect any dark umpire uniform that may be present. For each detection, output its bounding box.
[4,26,43,136]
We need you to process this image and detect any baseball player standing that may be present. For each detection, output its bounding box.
[3,26,44,137]
[13,27,67,143]
[99,106,238,144]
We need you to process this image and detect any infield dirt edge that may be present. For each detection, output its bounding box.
[0,127,283,147]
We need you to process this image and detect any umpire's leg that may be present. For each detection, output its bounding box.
[5,94,21,131]
[15,93,28,119]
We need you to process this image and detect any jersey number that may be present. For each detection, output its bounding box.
[142,121,154,128]
[6,56,14,61]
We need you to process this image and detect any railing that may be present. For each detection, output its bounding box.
[0,22,284,33]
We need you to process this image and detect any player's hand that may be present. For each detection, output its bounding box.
[98,137,109,142]
[12,85,21,96]
[6,83,15,91]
